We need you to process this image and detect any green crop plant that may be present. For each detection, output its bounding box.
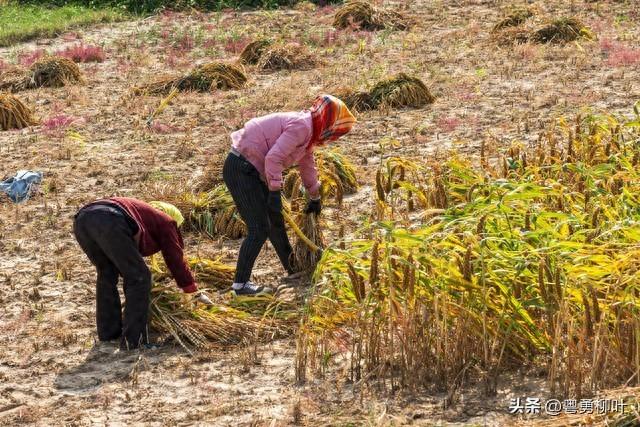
[297,104,640,397]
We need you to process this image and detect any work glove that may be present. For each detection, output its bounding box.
[195,291,214,307]
[304,198,322,215]
[267,190,283,213]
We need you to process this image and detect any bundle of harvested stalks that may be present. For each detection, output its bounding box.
[0,67,27,92]
[333,1,408,31]
[283,149,358,204]
[492,8,533,32]
[150,283,269,352]
[492,27,531,46]
[195,148,227,191]
[257,43,317,71]
[289,212,325,273]
[239,39,272,65]
[135,62,247,95]
[19,56,83,90]
[338,74,434,111]
[182,62,247,91]
[228,294,299,323]
[532,17,593,44]
[369,73,434,110]
[0,93,37,130]
[183,185,247,239]
[335,88,375,113]
[150,255,235,289]
[370,73,434,109]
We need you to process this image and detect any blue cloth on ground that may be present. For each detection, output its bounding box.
[0,170,43,203]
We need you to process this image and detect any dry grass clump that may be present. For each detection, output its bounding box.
[297,105,640,397]
[533,17,594,44]
[492,8,533,32]
[135,62,247,95]
[342,73,434,111]
[239,39,272,65]
[257,43,317,71]
[0,93,38,130]
[333,1,409,31]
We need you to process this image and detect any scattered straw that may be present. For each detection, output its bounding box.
[195,148,227,191]
[0,93,38,130]
[492,27,532,46]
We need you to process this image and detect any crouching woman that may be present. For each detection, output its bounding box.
[73,197,205,350]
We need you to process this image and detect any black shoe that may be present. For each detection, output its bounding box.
[231,282,273,296]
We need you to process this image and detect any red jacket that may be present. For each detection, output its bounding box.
[95,197,197,293]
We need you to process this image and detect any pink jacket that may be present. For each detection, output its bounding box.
[231,111,321,198]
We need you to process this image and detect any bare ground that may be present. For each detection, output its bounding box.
[1,0,639,425]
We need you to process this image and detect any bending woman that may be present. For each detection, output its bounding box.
[223,95,356,296]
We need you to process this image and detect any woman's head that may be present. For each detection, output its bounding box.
[310,94,356,147]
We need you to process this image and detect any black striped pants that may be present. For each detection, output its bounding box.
[223,152,293,283]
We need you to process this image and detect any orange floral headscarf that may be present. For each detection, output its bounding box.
[310,95,356,147]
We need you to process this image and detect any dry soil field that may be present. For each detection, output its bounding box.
[1,0,639,425]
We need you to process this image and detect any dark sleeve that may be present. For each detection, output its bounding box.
[157,221,197,292]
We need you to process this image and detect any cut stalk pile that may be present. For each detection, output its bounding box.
[1,56,84,91]
[150,255,235,289]
[150,283,271,352]
[0,93,37,130]
[297,105,640,397]
[492,8,534,32]
[340,73,434,112]
[257,43,317,71]
[158,184,247,239]
[134,62,247,95]
[533,17,594,44]
[333,1,409,31]
[239,39,272,65]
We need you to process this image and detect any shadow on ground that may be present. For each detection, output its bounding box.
[54,343,170,395]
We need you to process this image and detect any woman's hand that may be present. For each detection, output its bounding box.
[267,190,283,213]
